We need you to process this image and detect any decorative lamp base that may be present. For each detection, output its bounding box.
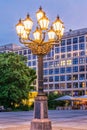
[30,119,52,130]
[30,95,52,130]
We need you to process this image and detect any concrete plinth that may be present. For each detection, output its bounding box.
[30,95,52,130]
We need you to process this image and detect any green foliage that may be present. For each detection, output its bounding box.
[47,92,65,109]
[0,52,37,109]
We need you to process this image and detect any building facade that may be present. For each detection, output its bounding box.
[1,28,87,96]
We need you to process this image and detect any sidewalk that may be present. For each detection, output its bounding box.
[0,124,87,130]
[0,110,87,130]
[0,126,87,130]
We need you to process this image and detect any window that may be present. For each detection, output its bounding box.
[43,70,48,75]
[67,60,72,65]
[28,62,31,66]
[60,75,65,81]
[49,62,54,67]
[67,46,71,52]
[73,58,78,64]
[55,55,59,59]
[43,84,48,90]
[67,53,71,58]
[79,58,85,64]
[73,37,78,44]
[55,76,59,81]
[67,83,72,88]
[49,84,53,89]
[44,62,48,68]
[73,52,78,57]
[28,49,31,54]
[66,75,71,81]
[61,54,65,58]
[52,51,54,56]
[79,51,85,56]
[55,84,59,89]
[61,60,65,66]
[61,47,66,53]
[79,74,85,80]
[32,55,36,59]
[49,77,53,82]
[28,55,31,60]
[79,66,85,72]
[67,39,71,45]
[79,43,85,50]
[60,83,65,89]
[79,82,86,88]
[55,48,60,53]
[23,50,27,55]
[43,77,48,82]
[73,75,78,80]
[49,69,54,75]
[47,52,51,57]
[73,45,78,51]
[54,61,59,67]
[73,82,78,88]
[60,68,65,73]
[66,67,72,73]
[32,61,36,66]
[19,50,22,55]
[54,68,59,74]
[79,36,84,43]
[73,66,78,72]
[61,40,65,46]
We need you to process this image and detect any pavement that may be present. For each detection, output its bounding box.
[0,110,87,130]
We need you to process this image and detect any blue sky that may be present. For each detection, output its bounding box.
[0,0,87,45]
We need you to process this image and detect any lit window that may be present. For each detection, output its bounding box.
[67,60,72,65]
[61,60,65,66]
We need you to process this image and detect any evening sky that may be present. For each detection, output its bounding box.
[0,0,87,45]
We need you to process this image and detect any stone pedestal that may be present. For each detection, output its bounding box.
[30,95,52,130]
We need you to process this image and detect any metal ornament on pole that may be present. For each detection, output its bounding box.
[16,6,64,130]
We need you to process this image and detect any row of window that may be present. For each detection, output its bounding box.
[55,43,85,53]
[43,82,86,89]
[60,36,85,46]
[55,51,85,59]
[44,65,87,74]
[44,74,87,82]
[44,58,87,68]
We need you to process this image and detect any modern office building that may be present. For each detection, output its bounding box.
[1,28,87,96]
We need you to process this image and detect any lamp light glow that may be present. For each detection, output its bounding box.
[16,19,24,37]
[23,14,33,34]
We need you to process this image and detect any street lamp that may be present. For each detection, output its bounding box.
[16,7,64,130]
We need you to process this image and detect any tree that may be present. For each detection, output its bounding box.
[0,52,36,109]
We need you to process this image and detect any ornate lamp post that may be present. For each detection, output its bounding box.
[16,7,64,130]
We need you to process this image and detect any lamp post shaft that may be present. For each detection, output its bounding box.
[38,55,43,94]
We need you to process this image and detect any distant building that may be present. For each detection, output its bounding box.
[1,28,87,96]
